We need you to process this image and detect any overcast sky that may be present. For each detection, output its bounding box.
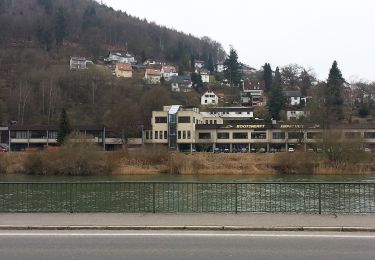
[101,0,374,81]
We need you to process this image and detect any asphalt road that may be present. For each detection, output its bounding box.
[0,231,375,260]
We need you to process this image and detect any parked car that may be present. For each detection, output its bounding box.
[250,148,257,153]
[223,148,230,153]
[288,147,295,152]
[240,148,248,153]
[363,148,372,153]
[214,148,221,153]
[257,148,266,153]
[0,145,7,152]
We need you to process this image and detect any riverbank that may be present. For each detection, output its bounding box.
[1,151,374,176]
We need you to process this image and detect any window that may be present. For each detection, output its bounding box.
[187,131,191,139]
[164,131,168,139]
[154,131,158,139]
[210,120,213,124]
[15,131,28,139]
[30,131,47,138]
[217,132,230,139]
[48,131,57,139]
[159,131,163,139]
[183,131,186,139]
[178,131,181,139]
[199,132,211,139]
[251,132,267,139]
[205,120,209,124]
[233,132,248,139]
[205,100,208,103]
[214,120,217,124]
[364,132,375,139]
[178,116,191,123]
[272,132,285,139]
[155,117,167,123]
[146,131,149,140]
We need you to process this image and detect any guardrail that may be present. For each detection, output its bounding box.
[0,182,374,214]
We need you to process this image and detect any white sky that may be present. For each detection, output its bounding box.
[101,0,375,81]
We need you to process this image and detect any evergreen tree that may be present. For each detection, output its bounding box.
[57,108,71,145]
[55,7,67,46]
[300,69,312,96]
[191,72,203,90]
[325,61,345,121]
[207,54,215,74]
[263,63,273,92]
[268,67,284,120]
[190,54,195,72]
[224,47,242,86]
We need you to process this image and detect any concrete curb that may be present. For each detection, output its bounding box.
[0,225,375,232]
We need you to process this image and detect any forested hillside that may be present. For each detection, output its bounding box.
[0,0,225,129]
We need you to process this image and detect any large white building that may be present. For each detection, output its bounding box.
[143,105,375,152]
[161,66,178,81]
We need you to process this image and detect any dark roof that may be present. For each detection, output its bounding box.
[243,80,265,91]
[8,125,107,131]
[283,90,302,97]
[170,75,192,84]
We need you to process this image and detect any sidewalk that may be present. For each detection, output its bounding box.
[1,213,375,231]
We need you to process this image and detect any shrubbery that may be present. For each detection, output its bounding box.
[23,133,119,176]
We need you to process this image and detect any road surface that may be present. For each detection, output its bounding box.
[0,231,374,260]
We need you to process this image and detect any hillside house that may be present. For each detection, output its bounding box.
[287,110,310,121]
[144,69,161,84]
[241,80,266,107]
[115,63,133,78]
[201,90,219,105]
[283,90,306,106]
[70,57,90,70]
[216,63,224,73]
[161,66,178,81]
[200,69,210,83]
[105,52,136,64]
[171,75,193,92]
[194,60,204,71]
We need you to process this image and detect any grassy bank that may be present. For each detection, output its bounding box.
[1,148,374,176]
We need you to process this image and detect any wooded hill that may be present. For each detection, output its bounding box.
[0,0,225,130]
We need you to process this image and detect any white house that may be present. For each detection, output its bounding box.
[287,110,310,121]
[201,90,219,105]
[144,69,161,84]
[200,69,210,83]
[194,60,204,71]
[283,90,306,106]
[105,52,136,64]
[170,75,193,92]
[161,66,178,81]
[70,57,91,70]
[216,63,224,73]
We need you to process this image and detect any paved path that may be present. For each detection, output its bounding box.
[1,213,375,229]
[1,230,375,260]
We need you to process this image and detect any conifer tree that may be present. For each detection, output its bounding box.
[55,7,67,46]
[268,67,284,120]
[224,47,242,86]
[325,61,345,121]
[57,108,71,145]
[263,63,273,92]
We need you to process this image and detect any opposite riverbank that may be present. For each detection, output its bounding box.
[1,150,374,176]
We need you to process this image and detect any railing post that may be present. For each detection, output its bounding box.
[69,183,73,213]
[235,183,238,214]
[318,184,322,215]
[152,183,156,213]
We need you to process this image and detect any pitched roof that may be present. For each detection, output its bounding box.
[283,90,302,97]
[170,75,192,84]
[162,66,177,73]
[70,57,87,61]
[116,63,132,71]
[146,69,161,76]
[243,80,265,91]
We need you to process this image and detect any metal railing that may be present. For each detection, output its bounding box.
[0,182,374,214]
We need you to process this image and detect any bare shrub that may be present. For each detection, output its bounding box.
[125,146,169,166]
[274,152,318,174]
[23,133,120,176]
[168,153,202,175]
